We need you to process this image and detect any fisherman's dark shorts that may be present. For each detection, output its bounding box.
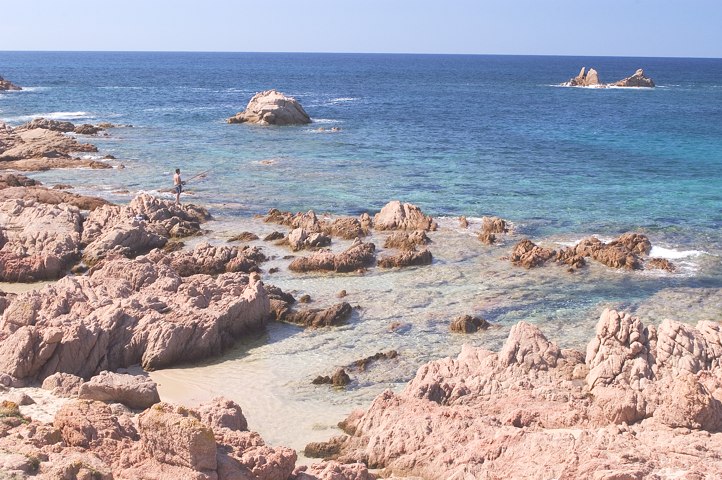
[175,184,183,194]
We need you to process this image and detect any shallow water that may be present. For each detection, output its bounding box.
[149,215,719,454]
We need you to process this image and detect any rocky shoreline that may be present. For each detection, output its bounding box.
[0,116,717,478]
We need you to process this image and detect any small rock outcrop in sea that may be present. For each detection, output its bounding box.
[0,120,111,171]
[373,200,437,231]
[146,242,267,276]
[611,68,656,87]
[264,208,371,241]
[383,230,430,250]
[0,75,21,91]
[288,228,332,251]
[377,248,432,268]
[319,309,722,478]
[449,314,489,333]
[478,215,510,245]
[0,173,109,210]
[288,240,376,273]
[228,89,312,125]
[563,66,601,87]
[562,67,655,88]
[0,252,270,380]
[510,232,671,271]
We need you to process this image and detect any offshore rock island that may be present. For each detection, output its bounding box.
[563,67,656,88]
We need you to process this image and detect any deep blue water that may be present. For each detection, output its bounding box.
[1,51,721,252]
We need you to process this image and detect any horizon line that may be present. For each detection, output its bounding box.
[1,49,720,60]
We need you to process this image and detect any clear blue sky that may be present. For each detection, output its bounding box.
[2,0,720,57]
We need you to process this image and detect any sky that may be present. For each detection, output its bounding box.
[1,0,721,58]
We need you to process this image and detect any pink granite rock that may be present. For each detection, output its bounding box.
[327,310,722,478]
[376,249,432,269]
[0,125,97,160]
[195,397,248,432]
[0,198,83,281]
[0,253,269,380]
[139,402,217,472]
[288,228,332,251]
[292,461,376,480]
[382,230,430,250]
[288,240,375,273]
[146,242,267,276]
[81,193,211,263]
[41,372,85,397]
[228,89,311,126]
[79,371,161,409]
[373,201,436,231]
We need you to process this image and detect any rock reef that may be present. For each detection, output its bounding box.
[228,89,312,126]
[322,309,722,479]
[511,232,672,271]
[562,67,655,88]
[0,119,112,171]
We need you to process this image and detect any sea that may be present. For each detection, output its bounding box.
[1,52,721,455]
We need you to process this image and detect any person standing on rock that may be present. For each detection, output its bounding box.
[173,168,184,205]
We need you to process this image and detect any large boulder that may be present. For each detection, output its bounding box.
[373,201,437,231]
[78,371,161,409]
[228,89,311,125]
[0,253,270,380]
[0,199,83,281]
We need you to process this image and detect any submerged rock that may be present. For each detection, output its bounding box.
[449,315,489,333]
[383,230,430,250]
[377,248,432,268]
[228,89,311,125]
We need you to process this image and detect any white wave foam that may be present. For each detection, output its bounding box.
[330,97,358,103]
[2,111,94,123]
[311,118,342,124]
[649,246,706,260]
[18,86,51,92]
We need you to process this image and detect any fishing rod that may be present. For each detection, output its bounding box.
[184,168,212,183]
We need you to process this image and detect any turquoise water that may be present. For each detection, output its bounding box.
[1,52,721,451]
